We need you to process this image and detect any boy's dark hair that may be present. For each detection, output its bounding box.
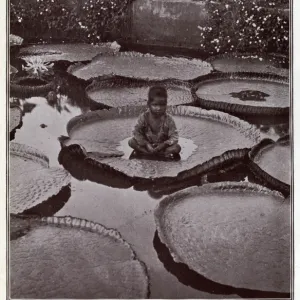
[148,86,168,103]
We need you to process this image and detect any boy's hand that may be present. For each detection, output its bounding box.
[146,143,156,153]
[154,142,167,153]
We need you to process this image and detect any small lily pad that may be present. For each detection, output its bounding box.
[86,77,193,107]
[10,106,22,134]
[70,51,213,81]
[10,216,149,298]
[10,34,23,46]
[10,142,71,214]
[249,138,290,195]
[154,182,290,293]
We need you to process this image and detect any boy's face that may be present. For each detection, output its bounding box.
[148,97,167,116]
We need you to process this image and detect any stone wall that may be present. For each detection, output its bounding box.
[128,0,209,48]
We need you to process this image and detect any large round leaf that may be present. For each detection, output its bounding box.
[207,53,289,77]
[154,182,290,293]
[10,216,149,298]
[86,77,193,107]
[70,51,213,81]
[192,73,289,117]
[19,43,119,62]
[63,106,261,179]
[10,142,71,214]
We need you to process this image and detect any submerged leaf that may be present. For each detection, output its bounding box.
[10,216,149,298]
[154,182,290,293]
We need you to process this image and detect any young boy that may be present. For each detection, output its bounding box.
[128,86,181,158]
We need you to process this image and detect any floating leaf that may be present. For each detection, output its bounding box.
[63,106,261,179]
[154,182,290,293]
[192,72,289,117]
[10,142,71,214]
[10,216,149,298]
[19,43,120,63]
[249,137,290,195]
[70,51,213,81]
[10,106,22,134]
[86,77,193,107]
[207,53,289,76]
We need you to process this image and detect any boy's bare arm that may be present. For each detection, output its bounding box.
[132,114,149,146]
[165,116,179,146]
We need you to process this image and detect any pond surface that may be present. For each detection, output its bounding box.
[10,48,290,298]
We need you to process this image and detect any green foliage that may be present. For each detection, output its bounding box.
[10,0,132,43]
[198,0,289,55]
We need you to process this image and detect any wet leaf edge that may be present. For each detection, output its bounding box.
[248,138,290,195]
[154,182,286,284]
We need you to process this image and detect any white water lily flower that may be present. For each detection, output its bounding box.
[22,56,54,78]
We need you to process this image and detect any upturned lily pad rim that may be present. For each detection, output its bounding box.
[10,75,55,98]
[10,142,50,168]
[10,215,150,298]
[248,138,290,195]
[85,75,193,108]
[10,142,72,214]
[191,72,289,117]
[154,181,285,265]
[63,105,262,181]
[58,143,251,191]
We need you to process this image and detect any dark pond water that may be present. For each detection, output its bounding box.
[10,68,290,298]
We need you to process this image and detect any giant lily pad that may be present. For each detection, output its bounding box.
[154,182,290,293]
[19,43,119,63]
[10,106,22,135]
[207,53,289,77]
[192,72,289,117]
[86,76,193,107]
[10,142,71,214]
[10,216,149,298]
[62,106,261,179]
[69,51,213,81]
[249,137,290,195]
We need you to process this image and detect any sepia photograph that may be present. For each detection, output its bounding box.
[8,0,292,298]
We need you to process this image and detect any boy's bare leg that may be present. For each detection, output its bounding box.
[128,138,150,154]
[164,144,181,155]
